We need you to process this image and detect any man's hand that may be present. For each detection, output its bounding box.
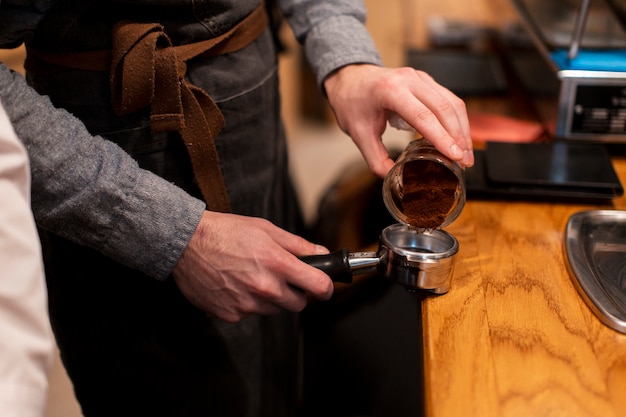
[171,211,334,322]
[324,64,474,178]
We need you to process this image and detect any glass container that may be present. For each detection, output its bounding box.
[383,138,466,230]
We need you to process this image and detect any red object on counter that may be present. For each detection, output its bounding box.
[469,112,546,143]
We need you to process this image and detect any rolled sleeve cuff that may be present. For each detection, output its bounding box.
[304,14,383,89]
[107,169,206,281]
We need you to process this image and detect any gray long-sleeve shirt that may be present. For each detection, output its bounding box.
[0,0,382,280]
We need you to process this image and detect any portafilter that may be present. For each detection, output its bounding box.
[301,223,458,294]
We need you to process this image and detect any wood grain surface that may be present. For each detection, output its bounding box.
[422,159,626,417]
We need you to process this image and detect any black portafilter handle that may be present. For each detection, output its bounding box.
[300,248,353,284]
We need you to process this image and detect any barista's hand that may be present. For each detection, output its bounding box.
[324,64,474,178]
[171,211,334,322]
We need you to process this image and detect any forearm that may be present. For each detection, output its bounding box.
[0,65,205,280]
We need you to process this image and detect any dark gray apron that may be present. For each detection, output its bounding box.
[28,1,303,416]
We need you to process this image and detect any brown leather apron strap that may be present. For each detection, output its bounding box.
[25,2,269,213]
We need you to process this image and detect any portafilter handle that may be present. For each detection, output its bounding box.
[300,249,380,284]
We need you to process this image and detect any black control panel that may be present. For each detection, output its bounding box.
[572,84,626,135]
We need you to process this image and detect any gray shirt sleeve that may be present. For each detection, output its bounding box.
[0,65,205,280]
[0,0,384,86]
[279,0,383,88]
[0,0,383,280]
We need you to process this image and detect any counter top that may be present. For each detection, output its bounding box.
[423,157,626,417]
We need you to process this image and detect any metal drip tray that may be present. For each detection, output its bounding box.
[565,210,626,333]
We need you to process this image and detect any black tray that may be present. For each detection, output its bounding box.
[466,141,624,203]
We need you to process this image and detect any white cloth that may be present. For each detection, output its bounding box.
[0,99,54,417]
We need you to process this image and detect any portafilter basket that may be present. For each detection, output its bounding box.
[302,223,458,294]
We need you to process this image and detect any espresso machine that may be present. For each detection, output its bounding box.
[510,0,626,143]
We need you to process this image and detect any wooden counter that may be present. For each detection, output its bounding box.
[423,157,626,417]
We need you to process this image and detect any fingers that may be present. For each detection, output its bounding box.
[249,218,335,301]
[285,257,335,301]
[415,71,473,166]
[388,69,473,167]
[351,128,396,178]
[429,78,473,161]
[326,65,474,176]
[255,218,329,258]
[248,279,310,314]
[230,257,332,317]
[367,149,396,179]
[203,279,309,323]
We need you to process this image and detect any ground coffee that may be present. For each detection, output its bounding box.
[401,159,459,229]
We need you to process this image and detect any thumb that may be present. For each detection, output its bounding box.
[259,220,329,256]
[351,128,395,178]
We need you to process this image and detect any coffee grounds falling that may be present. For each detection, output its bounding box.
[401,159,459,229]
